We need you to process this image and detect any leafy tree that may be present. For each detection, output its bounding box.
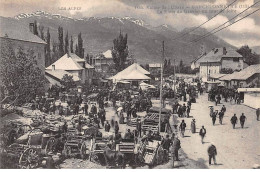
[65,31,69,54]
[70,35,74,53]
[112,31,129,72]
[45,28,51,66]
[179,60,184,73]
[60,74,76,91]
[52,41,59,63]
[75,44,79,56]
[89,54,94,65]
[58,26,64,57]
[0,39,45,105]
[78,32,84,58]
[39,25,45,41]
[237,45,260,65]
[145,64,150,71]
[33,20,38,36]
[86,54,90,64]
[168,59,171,66]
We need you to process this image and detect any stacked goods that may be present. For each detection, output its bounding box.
[116,142,135,153]
[142,113,159,132]
[127,118,137,127]
[143,140,160,165]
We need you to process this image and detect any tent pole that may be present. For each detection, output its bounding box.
[159,41,165,133]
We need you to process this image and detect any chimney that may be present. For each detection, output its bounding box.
[29,23,34,33]
[223,47,227,55]
[52,65,55,71]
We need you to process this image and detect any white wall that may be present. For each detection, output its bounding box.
[221,58,243,71]
[199,65,221,79]
[243,92,260,109]
[0,38,46,72]
[67,70,84,83]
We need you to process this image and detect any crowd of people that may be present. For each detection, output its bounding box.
[19,77,259,168]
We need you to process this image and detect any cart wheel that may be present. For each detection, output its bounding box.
[45,137,56,155]
[80,141,88,159]
[19,148,39,169]
[17,125,32,137]
[64,146,71,158]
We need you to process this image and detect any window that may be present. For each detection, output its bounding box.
[79,71,82,79]
[233,58,239,62]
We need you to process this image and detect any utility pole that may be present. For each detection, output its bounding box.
[173,59,176,93]
[207,61,209,81]
[159,41,165,133]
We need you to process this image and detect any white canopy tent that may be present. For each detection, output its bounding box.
[108,63,151,83]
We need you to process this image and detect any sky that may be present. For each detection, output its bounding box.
[0,0,260,47]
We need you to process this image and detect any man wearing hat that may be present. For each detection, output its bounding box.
[179,120,186,137]
[105,121,111,132]
[207,143,217,165]
[136,120,142,137]
[45,152,55,169]
[199,126,207,144]
[124,129,132,139]
[211,110,217,125]
[84,102,88,115]
[230,114,238,129]
[256,108,260,121]
[161,134,173,152]
[171,135,181,161]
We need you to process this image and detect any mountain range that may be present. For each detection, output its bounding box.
[8,11,237,64]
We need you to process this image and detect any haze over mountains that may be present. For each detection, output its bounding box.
[10,11,236,64]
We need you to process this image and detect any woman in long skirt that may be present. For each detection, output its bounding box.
[191,119,196,133]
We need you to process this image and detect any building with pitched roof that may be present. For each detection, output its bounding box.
[0,17,46,72]
[92,50,114,72]
[46,53,94,84]
[238,88,260,109]
[196,47,244,80]
[219,64,260,88]
[149,63,161,75]
[108,63,150,86]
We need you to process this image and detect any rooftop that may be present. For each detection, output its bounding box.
[220,64,260,81]
[69,53,94,69]
[102,50,113,59]
[0,16,46,44]
[191,53,206,63]
[197,47,242,63]
[149,63,161,68]
[46,53,84,71]
[45,69,80,81]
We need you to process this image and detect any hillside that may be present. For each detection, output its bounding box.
[9,11,235,64]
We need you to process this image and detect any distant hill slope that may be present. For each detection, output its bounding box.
[252,46,260,54]
[7,11,235,64]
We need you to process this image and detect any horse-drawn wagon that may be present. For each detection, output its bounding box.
[137,140,168,167]
[1,127,61,168]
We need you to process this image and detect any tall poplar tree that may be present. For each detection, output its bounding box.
[70,35,74,53]
[45,28,51,66]
[112,31,128,72]
[58,26,64,57]
[64,31,69,54]
[78,32,84,58]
